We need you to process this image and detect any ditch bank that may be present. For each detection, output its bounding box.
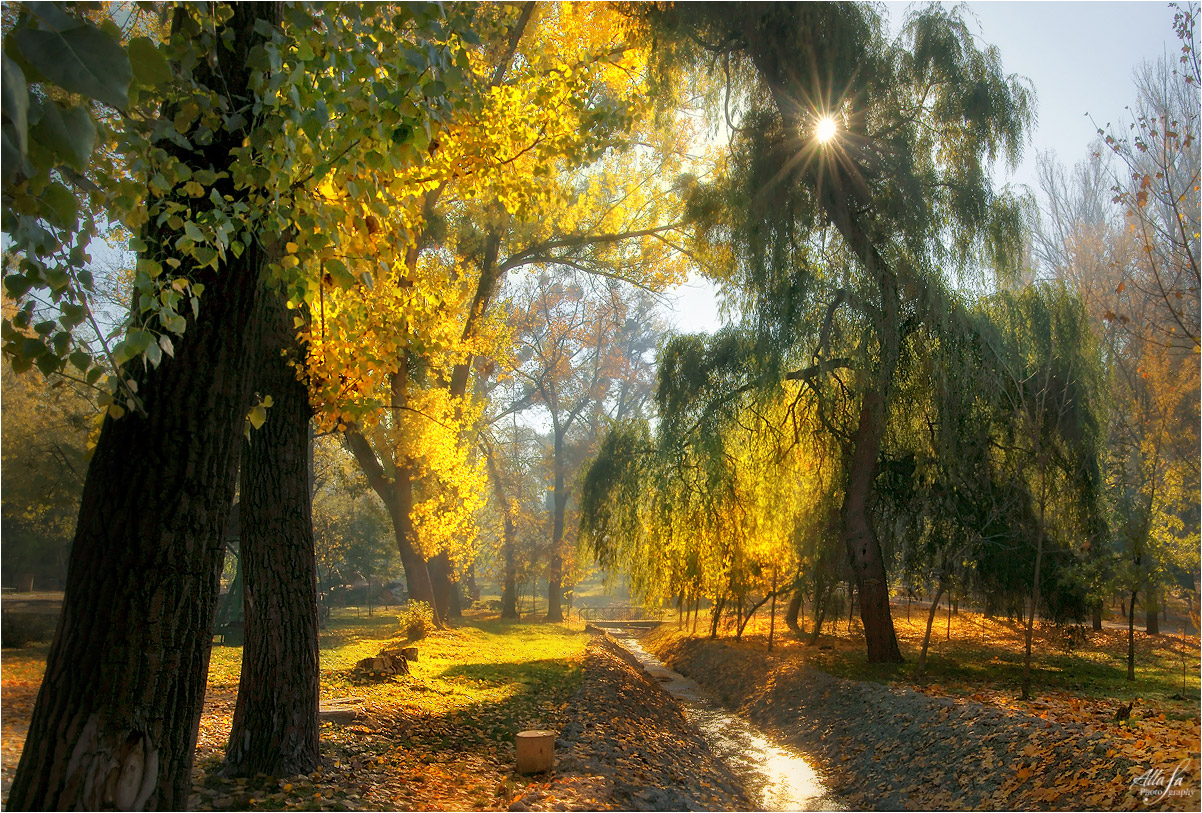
[649,633,1185,811]
[509,635,750,811]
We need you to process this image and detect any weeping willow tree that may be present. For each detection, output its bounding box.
[579,365,825,639]
[620,2,1033,661]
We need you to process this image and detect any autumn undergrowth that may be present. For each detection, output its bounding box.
[652,603,1200,719]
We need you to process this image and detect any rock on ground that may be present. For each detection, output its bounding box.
[511,635,750,811]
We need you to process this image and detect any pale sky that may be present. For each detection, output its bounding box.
[666,0,1188,335]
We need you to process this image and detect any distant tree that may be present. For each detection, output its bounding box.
[0,355,91,591]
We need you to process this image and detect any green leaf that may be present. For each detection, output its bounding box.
[184,221,204,242]
[136,257,163,278]
[158,333,174,358]
[60,302,87,328]
[2,54,29,157]
[325,258,355,288]
[145,338,162,367]
[32,99,96,170]
[69,349,90,371]
[128,36,170,88]
[40,182,78,230]
[35,350,60,376]
[192,245,218,268]
[14,23,131,110]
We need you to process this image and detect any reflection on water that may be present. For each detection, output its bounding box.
[606,631,845,812]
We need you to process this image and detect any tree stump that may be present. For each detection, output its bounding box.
[516,730,556,774]
[354,651,409,676]
[401,646,419,662]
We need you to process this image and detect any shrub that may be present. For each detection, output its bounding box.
[1,612,57,648]
[397,600,434,641]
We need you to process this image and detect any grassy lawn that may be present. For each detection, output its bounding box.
[2,608,590,811]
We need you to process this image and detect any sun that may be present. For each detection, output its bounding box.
[815,116,837,143]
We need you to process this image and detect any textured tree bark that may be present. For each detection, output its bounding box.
[428,553,459,622]
[223,293,320,778]
[916,583,945,678]
[784,588,804,636]
[342,432,441,627]
[1127,589,1137,681]
[839,388,904,662]
[501,537,519,619]
[545,434,568,623]
[6,7,279,809]
[1145,589,1160,635]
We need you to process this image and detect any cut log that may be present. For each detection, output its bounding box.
[516,730,556,774]
[318,697,364,724]
[401,646,419,662]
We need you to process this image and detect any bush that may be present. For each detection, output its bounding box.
[397,600,434,641]
[1,611,57,647]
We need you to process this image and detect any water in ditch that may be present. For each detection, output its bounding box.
[604,631,845,812]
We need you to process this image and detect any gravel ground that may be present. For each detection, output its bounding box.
[510,635,751,811]
[653,635,1173,811]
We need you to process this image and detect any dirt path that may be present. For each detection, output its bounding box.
[653,634,1200,811]
[511,635,751,811]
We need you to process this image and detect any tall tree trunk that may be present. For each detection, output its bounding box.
[343,432,442,627]
[1091,601,1104,632]
[1127,589,1138,681]
[225,295,319,777]
[1021,487,1047,701]
[389,498,439,624]
[840,389,903,662]
[916,582,945,679]
[1145,589,1160,635]
[709,595,725,639]
[428,552,457,622]
[750,41,903,665]
[545,434,568,623]
[501,538,518,619]
[7,7,279,808]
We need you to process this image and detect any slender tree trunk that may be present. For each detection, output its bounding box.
[501,544,518,619]
[1091,601,1104,632]
[691,594,700,635]
[768,570,778,651]
[784,586,804,636]
[1021,488,1047,701]
[7,8,280,808]
[545,434,567,623]
[224,295,319,777]
[709,595,725,639]
[1145,589,1160,635]
[916,583,945,679]
[1128,589,1138,681]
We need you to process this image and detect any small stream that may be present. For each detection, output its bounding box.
[601,630,844,812]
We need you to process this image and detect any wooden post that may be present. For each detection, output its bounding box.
[516,730,555,774]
